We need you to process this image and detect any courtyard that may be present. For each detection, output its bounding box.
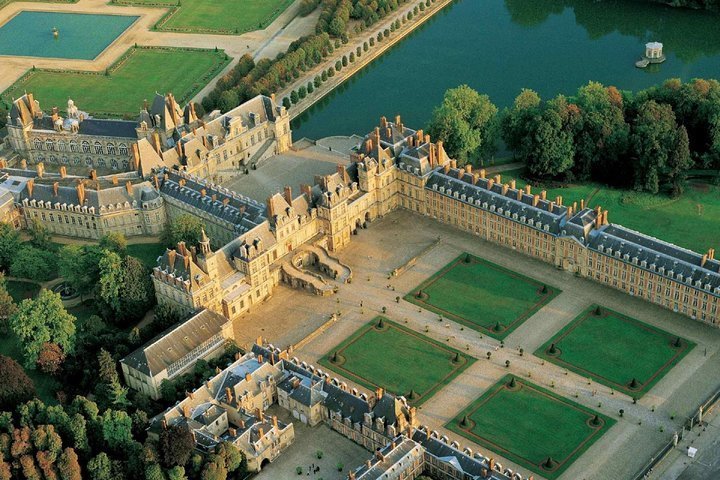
[318,317,474,404]
[405,252,560,339]
[0,11,137,59]
[254,411,369,480]
[446,375,615,480]
[535,306,695,397]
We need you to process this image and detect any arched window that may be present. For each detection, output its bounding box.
[73,157,81,166]
[36,155,45,163]
[110,159,118,170]
[85,157,93,167]
[118,144,128,156]
[61,156,69,165]
[46,140,55,151]
[97,158,106,168]
[34,139,43,150]
[107,143,117,155]
[49,155,57,164]
[58,141,66,152]
[122,159,129,169]
[81,141,90,153]
[69,142,78,153]
[94,142,103,154]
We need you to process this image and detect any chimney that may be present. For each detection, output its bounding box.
[416,129,423,145]
[516,189,522,201]
[245,372,252,382]
[167,249,176,269]
[375,387,384,400]
[228,427,237,437]
[709,248,715,260]
[501,184,508,195]
[177,241,186,256]
[580,198,585,210]
[186,391,193,399]
[59,166,67,178]
[424,134,430,145]
[271,93,276,105]
[302,184,312,200]
[509,179,515,189]
[258,427,264,438]
[27,178,34,197]
[548,201,555,213]
[540,190,546,200]
[494,174,501,184]
[465,164,472,174]
[283,185,293,205]
[258,354,263,363]
[36,162,44,178]
[52,182,59,196]
[76,182,85,205]
[380,116,387,128]
[487,179,495,191]
[200,188,207,197]
[266,195,276,218]
[20,159,27,170]
[255,407,262,420]
[125,181,134,196]
[701,254,708,267]
[395,114,401,126]
[272,415,278,430]
[90,170,97,180]
[239,419,246,429]
[532,194,539,207]
[161,419,167,430]
[111,175,118,186]
[457,168,464,180]
[602,210,609,225]
[479,169,486,179]
[225,387,233,403]
[525,185,531,194]
[182,404,191,418]
[153,132,161,154]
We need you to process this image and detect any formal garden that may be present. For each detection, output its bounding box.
[405,253,560,339]
[110,0,294,35]
[535,305,694,397]
[318,317,474,405]
[1,46,230,118]
[447,375,615,479]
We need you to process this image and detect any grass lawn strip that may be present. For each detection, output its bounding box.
[1,47,230,118]
[405,253,559,339]
[447,375,614,479]
[318,317,474,405]
[535,306,694,397]
[142,0,294,35]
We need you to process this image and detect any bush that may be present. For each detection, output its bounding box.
[384,29,390,38]
[328,67,335,77]
[314,76,321,87]
[342,55,348,67]
[335,60,342,72]
[370,37,375,46]
[363,41,368,51]
[307,82,314,93]
[298,86,307,99]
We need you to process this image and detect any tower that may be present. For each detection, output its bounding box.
[199,228,211,256]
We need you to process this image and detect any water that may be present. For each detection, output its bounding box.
[0,11,138,60]
[292,0,720,140]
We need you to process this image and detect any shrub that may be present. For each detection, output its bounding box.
[335,60,342,71]
[314,76,321,87]
[290,90,299,104]
[369,37,375,46]
[298,86,307,99]
[307,82,314,94]
[342,55,348,67]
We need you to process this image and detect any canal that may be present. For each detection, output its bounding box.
[291,0,720,140]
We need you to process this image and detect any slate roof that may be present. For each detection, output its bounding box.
[412,429,511,480]
[121,309,230,377]
[588,225,720,294]
[159,169,266,235]
[19,178,158,210]
[352,436,424,479]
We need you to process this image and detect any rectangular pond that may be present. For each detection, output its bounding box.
[0,11,138,60]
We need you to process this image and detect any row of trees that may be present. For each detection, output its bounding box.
[428,79,720,196]
[649,0,719,10]
[0,394,246,480]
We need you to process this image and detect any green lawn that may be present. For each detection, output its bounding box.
[499,168,720,254]
[1,47,230,118]
[447,375,614,480]
[535,306,694,397]
[405,253,560,339]
[153,0,294,34]
[128,243,164,269]
[0,332,59,405]
[318,317,474,405]
[6,280,41,303]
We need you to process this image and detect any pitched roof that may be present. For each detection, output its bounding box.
[121,309,230,377]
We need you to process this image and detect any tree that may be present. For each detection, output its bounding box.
[99,233,127,255]
[97,250,123,319]
[298,86,307,99]
[56,448,81,480]
[162,214,205,248]
[200,458,227,480]
[36,342,65,374]
[58,245,102,298]
[166,466,188,480]
[27,219,52,250]
[630,100,683,194]
[0,223,21,271]
[282,97,291,109]
[10,246,57,281]
[144,463,165,480]
[159,425,195,468]
[427,85,498,164]
[218,90,238,113]
[10,290,76,368]
[328,17,346,37]
[0,355,35,410]
[667,125,692,196]
[95,349,128,408]
[216,441,244,473]
[117,256,155,322]
[86,453,112,480]
[520,95,577,178]
[290,90,299,104]
[100,409,133,451]
[0,273,17,330]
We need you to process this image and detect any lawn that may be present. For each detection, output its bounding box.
[447,375,614,480]
[1,47,230,117]
[318,317,474,405]
[535,306,694,397]
[0,332,59,404]
[128,242,164,269]
[6,280,41,303]
[499,168,720,254]
[405,253,560,339]
[153,0,294,34]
